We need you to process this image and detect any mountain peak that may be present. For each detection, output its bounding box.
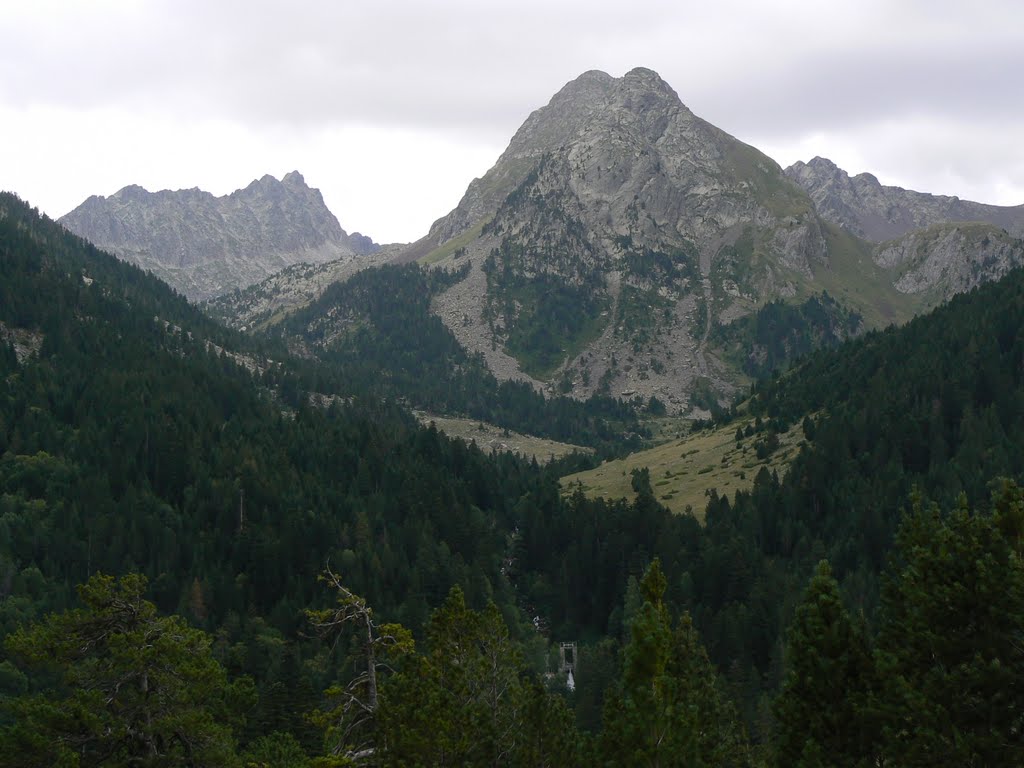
[549,67,682,110]
[622,66,676,94]
[418,67,827,409]
[425,66,701,246]
[787,157,847,181]
[566,69,614,86]
[549,69,616,107]
[614,66,686,119]
[852,171,882,188]
[113,184,150,201]
[806,156,841,172]
[59,172,381,300]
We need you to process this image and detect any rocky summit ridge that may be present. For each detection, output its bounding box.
[60,172,378,301]
[786,156,1024,242]
[82,67,1023,417]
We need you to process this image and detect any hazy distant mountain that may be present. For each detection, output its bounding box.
[60,171,378,301]
[786,156,1024,242]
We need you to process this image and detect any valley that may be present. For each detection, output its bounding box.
[3,61,1024,767]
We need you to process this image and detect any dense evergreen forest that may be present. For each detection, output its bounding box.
[711,292,863,379]
[272,263,649,457]
[1,193,1023,765]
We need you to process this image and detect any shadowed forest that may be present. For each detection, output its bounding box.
[2,194,1023,765]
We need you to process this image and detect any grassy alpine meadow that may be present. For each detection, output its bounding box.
[413,410,591,461]
[560,414,806,518]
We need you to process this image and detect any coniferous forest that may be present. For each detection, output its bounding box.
[1,192,1023,765]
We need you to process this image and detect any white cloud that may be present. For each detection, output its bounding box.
[2,0,1022,242]
[0,104,502,243]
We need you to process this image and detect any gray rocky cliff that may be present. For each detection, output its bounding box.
[204,243,405,331]
[60,172,378,301]
[874,224,1024,301]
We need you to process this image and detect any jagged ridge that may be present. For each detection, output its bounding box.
[413,69,1024,414]
[60,171,378,301]
[786,156,1024,242]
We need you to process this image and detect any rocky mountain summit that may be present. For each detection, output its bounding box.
[786,156,1024,242]
[60,172,378,300]
[398,70,1024,414]
[786,157,1024,301]
[410,68,838,411]
[86,69,1020,417]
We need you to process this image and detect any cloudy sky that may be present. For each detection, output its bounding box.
[3,0,1022,243]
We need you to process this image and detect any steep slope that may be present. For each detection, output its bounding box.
[60,171,378,300]
[876,223,1024,302]
[266,262,648,455]
[786,156,1024,241]
[203,243,404,331]
[6,189,1024,753]
[0,190,671,667]
[0,187,565,693]
[417,68,830,412]
[787,157,1024,304]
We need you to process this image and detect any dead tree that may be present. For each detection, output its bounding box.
[307,566,413,764]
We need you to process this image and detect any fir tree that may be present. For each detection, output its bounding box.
[600,559,751,767]
[875,484,1024,765]
[1,573,252,767]
[772,560,877,767]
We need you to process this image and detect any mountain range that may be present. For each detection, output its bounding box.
[4,184,1024,763]
[785,155,1024,242]
[4,64,1024,765]
[57,67,1024,413]
[59,171,379,301]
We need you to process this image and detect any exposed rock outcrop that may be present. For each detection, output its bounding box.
[204,243,404,331]
[875,224,1024,300]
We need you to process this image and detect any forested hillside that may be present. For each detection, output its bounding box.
[272,261,649,456]
[1,193,1022,765]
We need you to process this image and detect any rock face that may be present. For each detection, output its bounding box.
[415,68,831,411]
[60,172,378,300]
[786,156,1024,242]
[875,223,1024,301]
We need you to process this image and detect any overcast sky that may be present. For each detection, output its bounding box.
[3,0,1022,244]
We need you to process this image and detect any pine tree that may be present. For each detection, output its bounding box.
[380,587,521,767]
[306,568,413,766]
[1,573,252,767]
[874,484,1024,765]
[600,559,752,767]
[772,560,877,768]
